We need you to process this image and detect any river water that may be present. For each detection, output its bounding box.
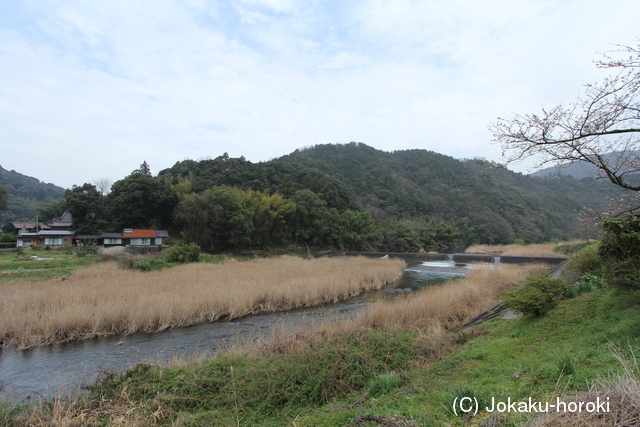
[0,259,477,404]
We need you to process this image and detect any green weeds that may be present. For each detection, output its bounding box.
[86,330,423,424]
[368,372,402,397]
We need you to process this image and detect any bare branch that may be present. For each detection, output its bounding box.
[490,42,640,194]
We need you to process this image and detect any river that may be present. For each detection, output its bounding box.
[0,259,476,404]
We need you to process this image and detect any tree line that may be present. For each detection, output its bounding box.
[39,160,480,252]
[20,134,622,253]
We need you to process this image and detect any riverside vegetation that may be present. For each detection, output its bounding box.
[2,239,639,426]
[0,255,404,349]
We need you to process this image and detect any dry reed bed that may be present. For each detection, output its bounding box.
[253,263,549,356]
[465,243,571,258]
[0,256,405,349]
[350,263,548,332]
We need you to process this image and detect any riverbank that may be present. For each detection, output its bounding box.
[6,262,617,426]
[26,270,638,427]
[0,256,405,349]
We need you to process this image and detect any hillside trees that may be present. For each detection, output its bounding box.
[107,169,174,230]
[0,186,7,214]
[65,183,105,234]
[176,187,297,251]
[491,41,640,211]
[174,185,385,251]
[36,198,66,222]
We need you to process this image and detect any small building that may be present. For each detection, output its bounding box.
[16,230,75,247]
[15,232,39,247]
[121,229,168,246]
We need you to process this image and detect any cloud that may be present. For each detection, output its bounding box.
[1,0,640,187]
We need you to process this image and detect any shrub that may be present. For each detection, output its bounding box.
[132,258,167,272]
[120,257,167,272]
[599,213,640,289]
[502,274,570,317]
[163,242,201,263]
[569,244,603,275]
[555,242,591,255]
[0,233,16,242]
[604,259,640,289]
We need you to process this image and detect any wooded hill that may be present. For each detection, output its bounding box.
[0,166,66,225]
[156,142,618,252]
[2,143,618,252]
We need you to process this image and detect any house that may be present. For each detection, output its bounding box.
[11,212,73,234]
[46,212,73,230]
[100,229,169,247]
[16,230,75,247]
[17,228,169,248]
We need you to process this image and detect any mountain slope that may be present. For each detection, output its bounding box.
[0,166,66,225]
[159,143,621,244]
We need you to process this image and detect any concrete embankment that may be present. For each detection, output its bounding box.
[341,251,568,266]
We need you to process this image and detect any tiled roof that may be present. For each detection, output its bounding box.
[74,235,102,239]
[125,229,157,238]
[155,230,170,238]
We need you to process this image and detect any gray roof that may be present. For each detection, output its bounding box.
[102,233,123,238]
[74,235,102,239]
[38,230,75,236]
[155,230,170,238]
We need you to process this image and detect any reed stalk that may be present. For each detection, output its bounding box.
[0,256,405,349]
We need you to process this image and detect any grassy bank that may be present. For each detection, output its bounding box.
[1,262,579,426]
[0,256,404,349]
[37,277,636,427]
[0,248,102,284]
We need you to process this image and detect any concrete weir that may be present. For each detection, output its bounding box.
[342,251,568,266]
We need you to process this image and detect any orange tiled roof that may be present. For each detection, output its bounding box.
[124,229,157,238]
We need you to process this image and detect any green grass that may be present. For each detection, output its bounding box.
[294,286,640,426]
[0,248,103,284]
[85,330,425,426]
[0,248,230,283]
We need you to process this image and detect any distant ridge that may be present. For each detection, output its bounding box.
[529,151,640,179]
[0,165,66,224]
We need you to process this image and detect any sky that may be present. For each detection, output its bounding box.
[1,0,639,189]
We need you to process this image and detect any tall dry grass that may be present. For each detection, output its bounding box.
[347,263,547,333]
[465,242,575,257]
[0,256,404,349]
[253,263,549,356]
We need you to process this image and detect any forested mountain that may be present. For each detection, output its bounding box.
[3,143,618,252]
[157,143,620,251]
[0,166,66,225]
